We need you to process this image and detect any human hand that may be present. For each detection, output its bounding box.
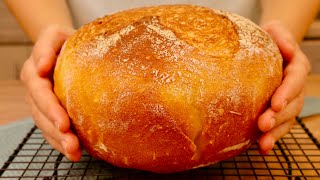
[20,25,81,161]
[257,21,311,154]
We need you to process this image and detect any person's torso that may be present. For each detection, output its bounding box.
[67,0,261,28]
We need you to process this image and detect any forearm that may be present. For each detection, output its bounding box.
[260,0,320,42]
[4,0,74,42]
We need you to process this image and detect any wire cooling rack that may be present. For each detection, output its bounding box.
[0,117,319,179]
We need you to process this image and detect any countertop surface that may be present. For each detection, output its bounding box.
[0,75,319,141]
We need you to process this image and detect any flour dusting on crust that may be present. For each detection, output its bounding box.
[215,10,281,64]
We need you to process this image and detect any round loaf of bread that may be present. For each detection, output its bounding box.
[54,5,283,173]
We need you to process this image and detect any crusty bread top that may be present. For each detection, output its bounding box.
[65,5,280,61]
[54,5,283,172]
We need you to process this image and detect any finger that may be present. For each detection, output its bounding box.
[32,25,74,76]
[272,91,304,126]
[258,91,304,132]
[31,99,81,154]
[42,133,64,154]
[23,61,70,132]
[31,100,82,161]
[271,51,309,111]
[67,148,82,162]
[258,108,276,132]
[261,21,296,60]
[60,131,82,162]
[30,99,59,141]
[43,133,82,162]
[30,80,70,132]
[259,119,295,154]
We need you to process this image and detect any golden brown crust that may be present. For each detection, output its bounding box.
[54,5,282,173]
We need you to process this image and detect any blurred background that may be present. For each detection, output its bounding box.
[0,1,319,80]
[0,1,31,80]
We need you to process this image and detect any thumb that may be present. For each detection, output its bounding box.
[261,21,297,61]
[32,25,75,77]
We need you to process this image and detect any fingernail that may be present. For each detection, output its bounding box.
[270,118,276,129]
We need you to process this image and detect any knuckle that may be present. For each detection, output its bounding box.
[32,28,68,68]
[32,44,43,65]
[299,51,311,74]
[19,71,25,82]
[305,58,311,74]
[32,44,49,64]
[19,65,26,82]
[20,59,32,82]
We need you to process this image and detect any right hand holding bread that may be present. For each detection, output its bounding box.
[257,21,310,154]
[20,25,81,161]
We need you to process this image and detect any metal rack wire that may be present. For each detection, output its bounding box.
[0,117,319,179]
